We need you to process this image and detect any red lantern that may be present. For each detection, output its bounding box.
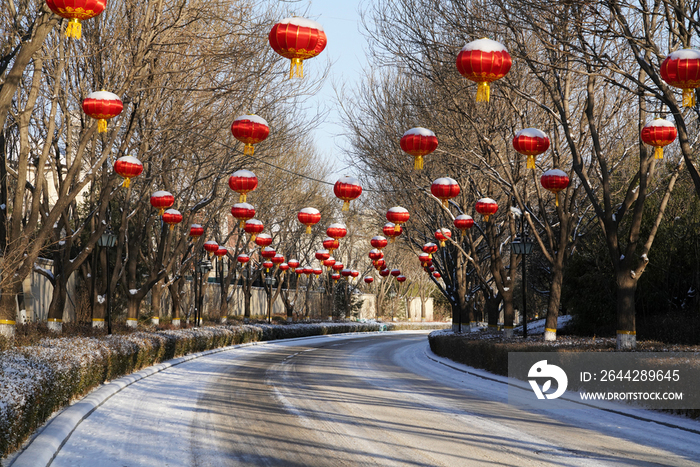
[263,261,274,272]
[82,91,123,133]
[341,268,352,277]
[288,259,300,269]
[331,273,341,283]
[374,259,386,270]
[513,128,550,170]
[46,0,106,39]
[231,203,255,229]
[279,263,290,273]
[364,276,374,284]
[475,198,498,222]
[326,223,347,239]
[203,241,218,257]
[454,214,474,233]
[150,191,174,216]
[272,254,285,265]
[230,115,269,155]
[269,17,326,78]
[390,269,401,277]
[332,263,344,272]
[419,253,430,266]
[295,267,305,275]
[432,271,441,279]
[456,38,512,103]
[400,127,438,170]
[323,257,336,268]
[113,156,143,188]
[379,268,390,277]
[162,209,183,230]
[431,177,460,208]
[313,268,323,276]
[303,266,314,275]
[370,236,388,250]
[215,247,228,258]
[382,223,403,243]
[228,169,259,202]
[350,270,359,278]
[386,207,409,232]
[540,169,570,207]
[255,233,272,248]
[261,247,276,260]
[396,275,406,283]
[428,265,435,273]
[298,207,321,234]
[334,176,362,211]
[435,228,452,247]
[244,219,264,242]
[237,254,250,264]
[315,249,330,261]
[660,49,700,107]
[323,237,340,253]
[422,242,438,258]
[641,119,677,159]
[368,249,384,263]
[189,224,204,239]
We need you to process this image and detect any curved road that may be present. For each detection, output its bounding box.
[26,332,700,466]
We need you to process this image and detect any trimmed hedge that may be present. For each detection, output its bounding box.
[1,322,405,459]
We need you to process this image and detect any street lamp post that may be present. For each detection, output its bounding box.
[511,228,534,338]
[265,275,275,323]
[97,228,117,335]
[195,259,212,326]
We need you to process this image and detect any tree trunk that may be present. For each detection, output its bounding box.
[502,292,515,337]
[544,259,565,341]
[92,248,107,328]
[46,275,67,332]
[486,295,500,330]
[616,272,638,350]
[169,277,182,327]
[126,296,140,328]
[151,279,163,325]
[0,280,21,338]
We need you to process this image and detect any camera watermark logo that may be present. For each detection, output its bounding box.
[528,360,568,399]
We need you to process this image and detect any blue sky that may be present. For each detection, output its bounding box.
[304,0,370,181]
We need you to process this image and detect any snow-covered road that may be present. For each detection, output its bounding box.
[12,332,700,466]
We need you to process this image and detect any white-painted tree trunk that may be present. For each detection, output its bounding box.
[151,317,159,325]
[617,332,636,350]
[92,319,105,329]
[503,326,514,338]
[0,323,15,338]
[544,329,557,341]
[126,318,138,328]
[172,318,180,328]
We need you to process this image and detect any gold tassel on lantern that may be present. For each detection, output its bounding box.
[290,58,304,79]
[244,144,254,155]
[484,215,490,222]
[682,88,696,108]
[413,156,424,170]
[250,234,258,242]
[476,82,490,102]
[65,18,82,39]
[442,200,448,208]
[394,224,400,233]
[342,200,350,211]
[527,155,536,170]
[555,192,560,207]
[158,208,165,216]
[305,225,312,234]
[239,220,245,229]
[439,240,446,247]
[98,119,108,133]
[654,147,664,160]
[239,193,247,203]
[169,224,175,231]
[122,178,131,188]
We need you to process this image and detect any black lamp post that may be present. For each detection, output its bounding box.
[265,275,275,323]
[511,232,534,337]
[97,228,117,335]
[195,258,212,326]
